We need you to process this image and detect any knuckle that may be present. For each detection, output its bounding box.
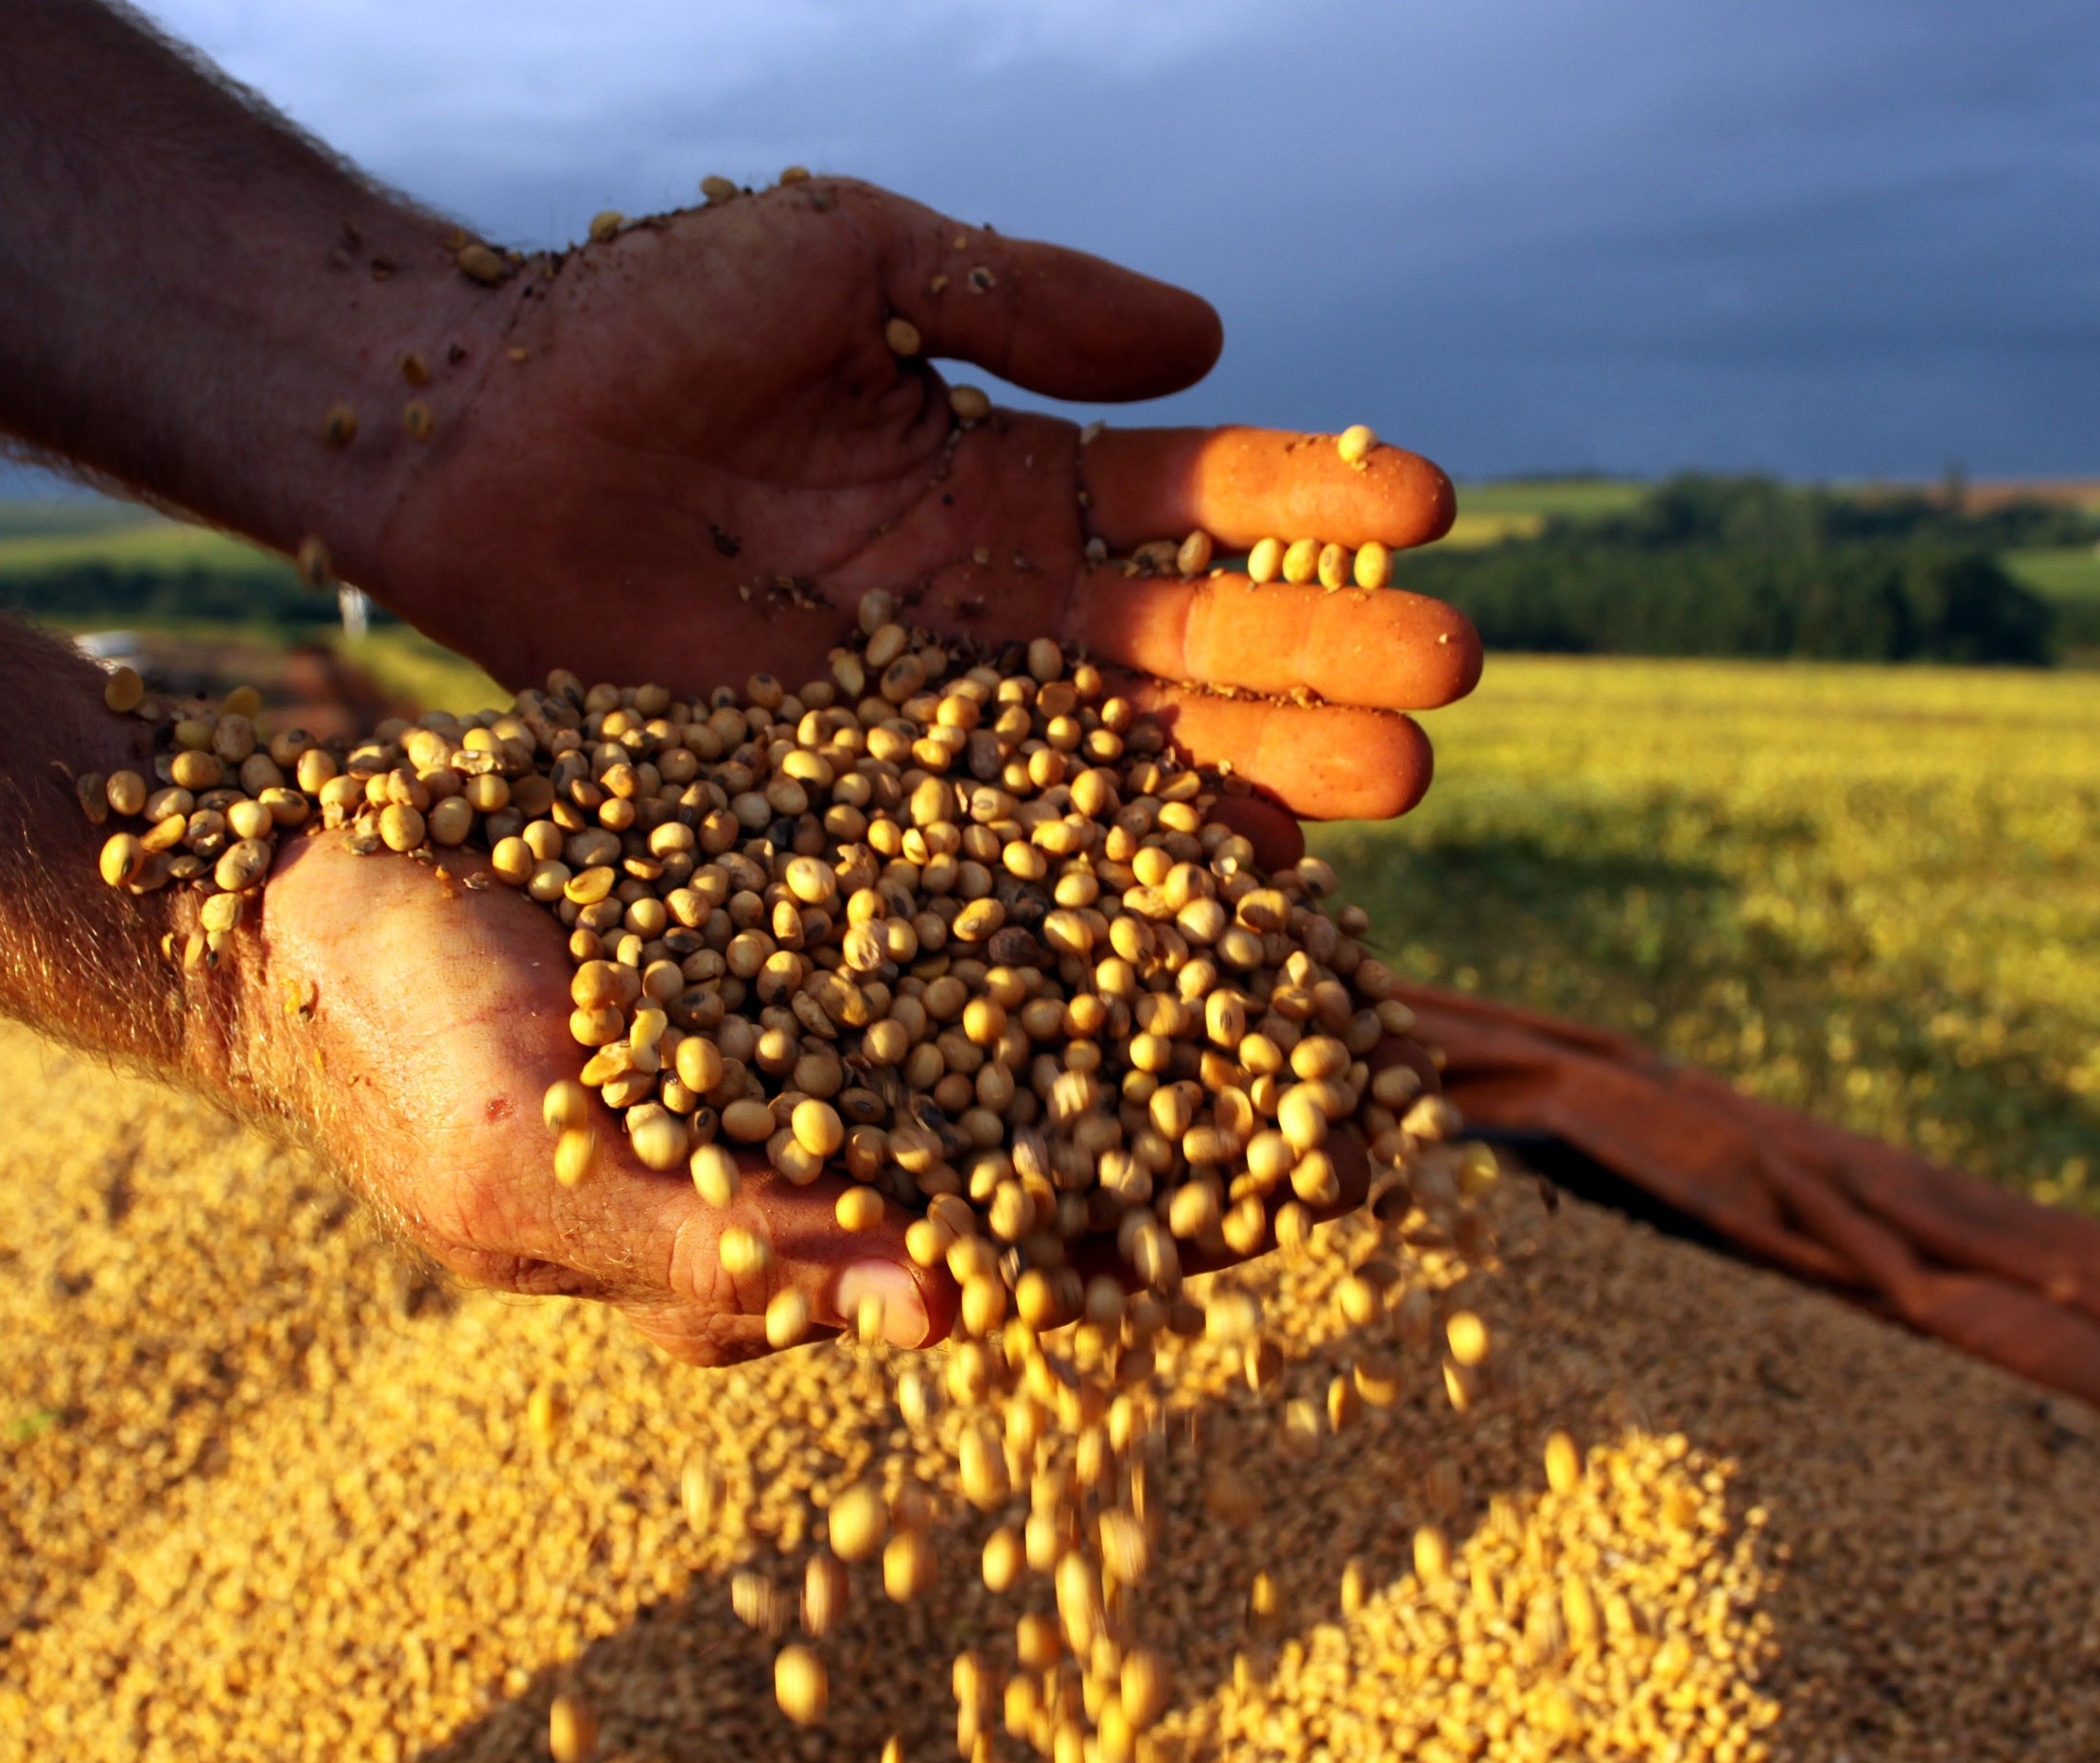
[666,1208,772,1321]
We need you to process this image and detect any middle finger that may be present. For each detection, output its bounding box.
[1076,570,1481,712]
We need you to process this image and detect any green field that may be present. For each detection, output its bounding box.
[0,517,273,574]
[1439,479,1647,549]
[1437,511,1543,549]
[349,625,503,714]
[0,487,1631,572]
[6,482,2091,632]
[0,497,160,541]
[0,497,284,579]
[1453,478,1648,521]
[0,498,324,628]
[2004,546,2100,655]
[1319,657,2100,1211]
[2004,545,2100,602]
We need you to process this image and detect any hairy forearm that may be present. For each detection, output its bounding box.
[0,616,181,1056]
[0,615,242,1086]
[0,0,502,580]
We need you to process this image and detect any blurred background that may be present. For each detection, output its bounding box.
[4,0,2096,1212]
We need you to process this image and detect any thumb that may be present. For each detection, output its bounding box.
[846,181,1222,402]
[627,1163,958,1366]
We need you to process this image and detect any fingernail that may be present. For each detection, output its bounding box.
[835,1262,929,1348]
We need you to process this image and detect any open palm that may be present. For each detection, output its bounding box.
[374,177,1479,822]
[250,827,1428,1367]
[254,832,950,1366]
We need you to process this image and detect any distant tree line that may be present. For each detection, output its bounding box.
[1397,475,2081,664]
[0,558,388,628]
[1582,473,2098,553]
[2,474,2084,664]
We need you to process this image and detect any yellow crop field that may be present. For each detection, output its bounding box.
[1320,656,2100,1208]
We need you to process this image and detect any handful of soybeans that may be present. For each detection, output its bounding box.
[86,588,1433,1313]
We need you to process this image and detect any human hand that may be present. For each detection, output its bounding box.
[362,178,1479,822]
[0,611,1426,1370]
[233,825,1439,1366]
[1,10,1477,822]
[242,829,956,1366]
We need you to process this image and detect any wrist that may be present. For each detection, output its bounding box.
[161,874,285,1120]
[0,618,305,1126]
[0,631,195,1079]
[186,208,526,597]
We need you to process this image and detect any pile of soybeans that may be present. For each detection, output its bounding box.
[9,1048,2100,1761]
[13,592,2100,1761]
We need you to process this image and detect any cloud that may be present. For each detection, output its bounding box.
[146,0,1274,157]
[57,0,2100,480]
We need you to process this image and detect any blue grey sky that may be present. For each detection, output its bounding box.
[16,0,2100,492]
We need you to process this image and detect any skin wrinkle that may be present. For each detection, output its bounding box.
[916,216,1216,404]
[713,375,960,597]
[829,416,1075,637]
[0,623,457,1299]
[1069,437,1110,583]
[249,842,537,1275]
[376,200,987,689]
[664,1206,722,1316]
[694,188,918,463]
[886,1254,942,1349]
[361,177,1476,794]
[655,1206,784,1364]
[1076,572,1479,718]
[0,608,1404,1363]
[254,829,945,1364]
[5,4,1477,785]
[881,204,1012,383]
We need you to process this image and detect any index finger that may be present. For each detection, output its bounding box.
[1081,426,1457,552]
[623,1165,957,1366]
